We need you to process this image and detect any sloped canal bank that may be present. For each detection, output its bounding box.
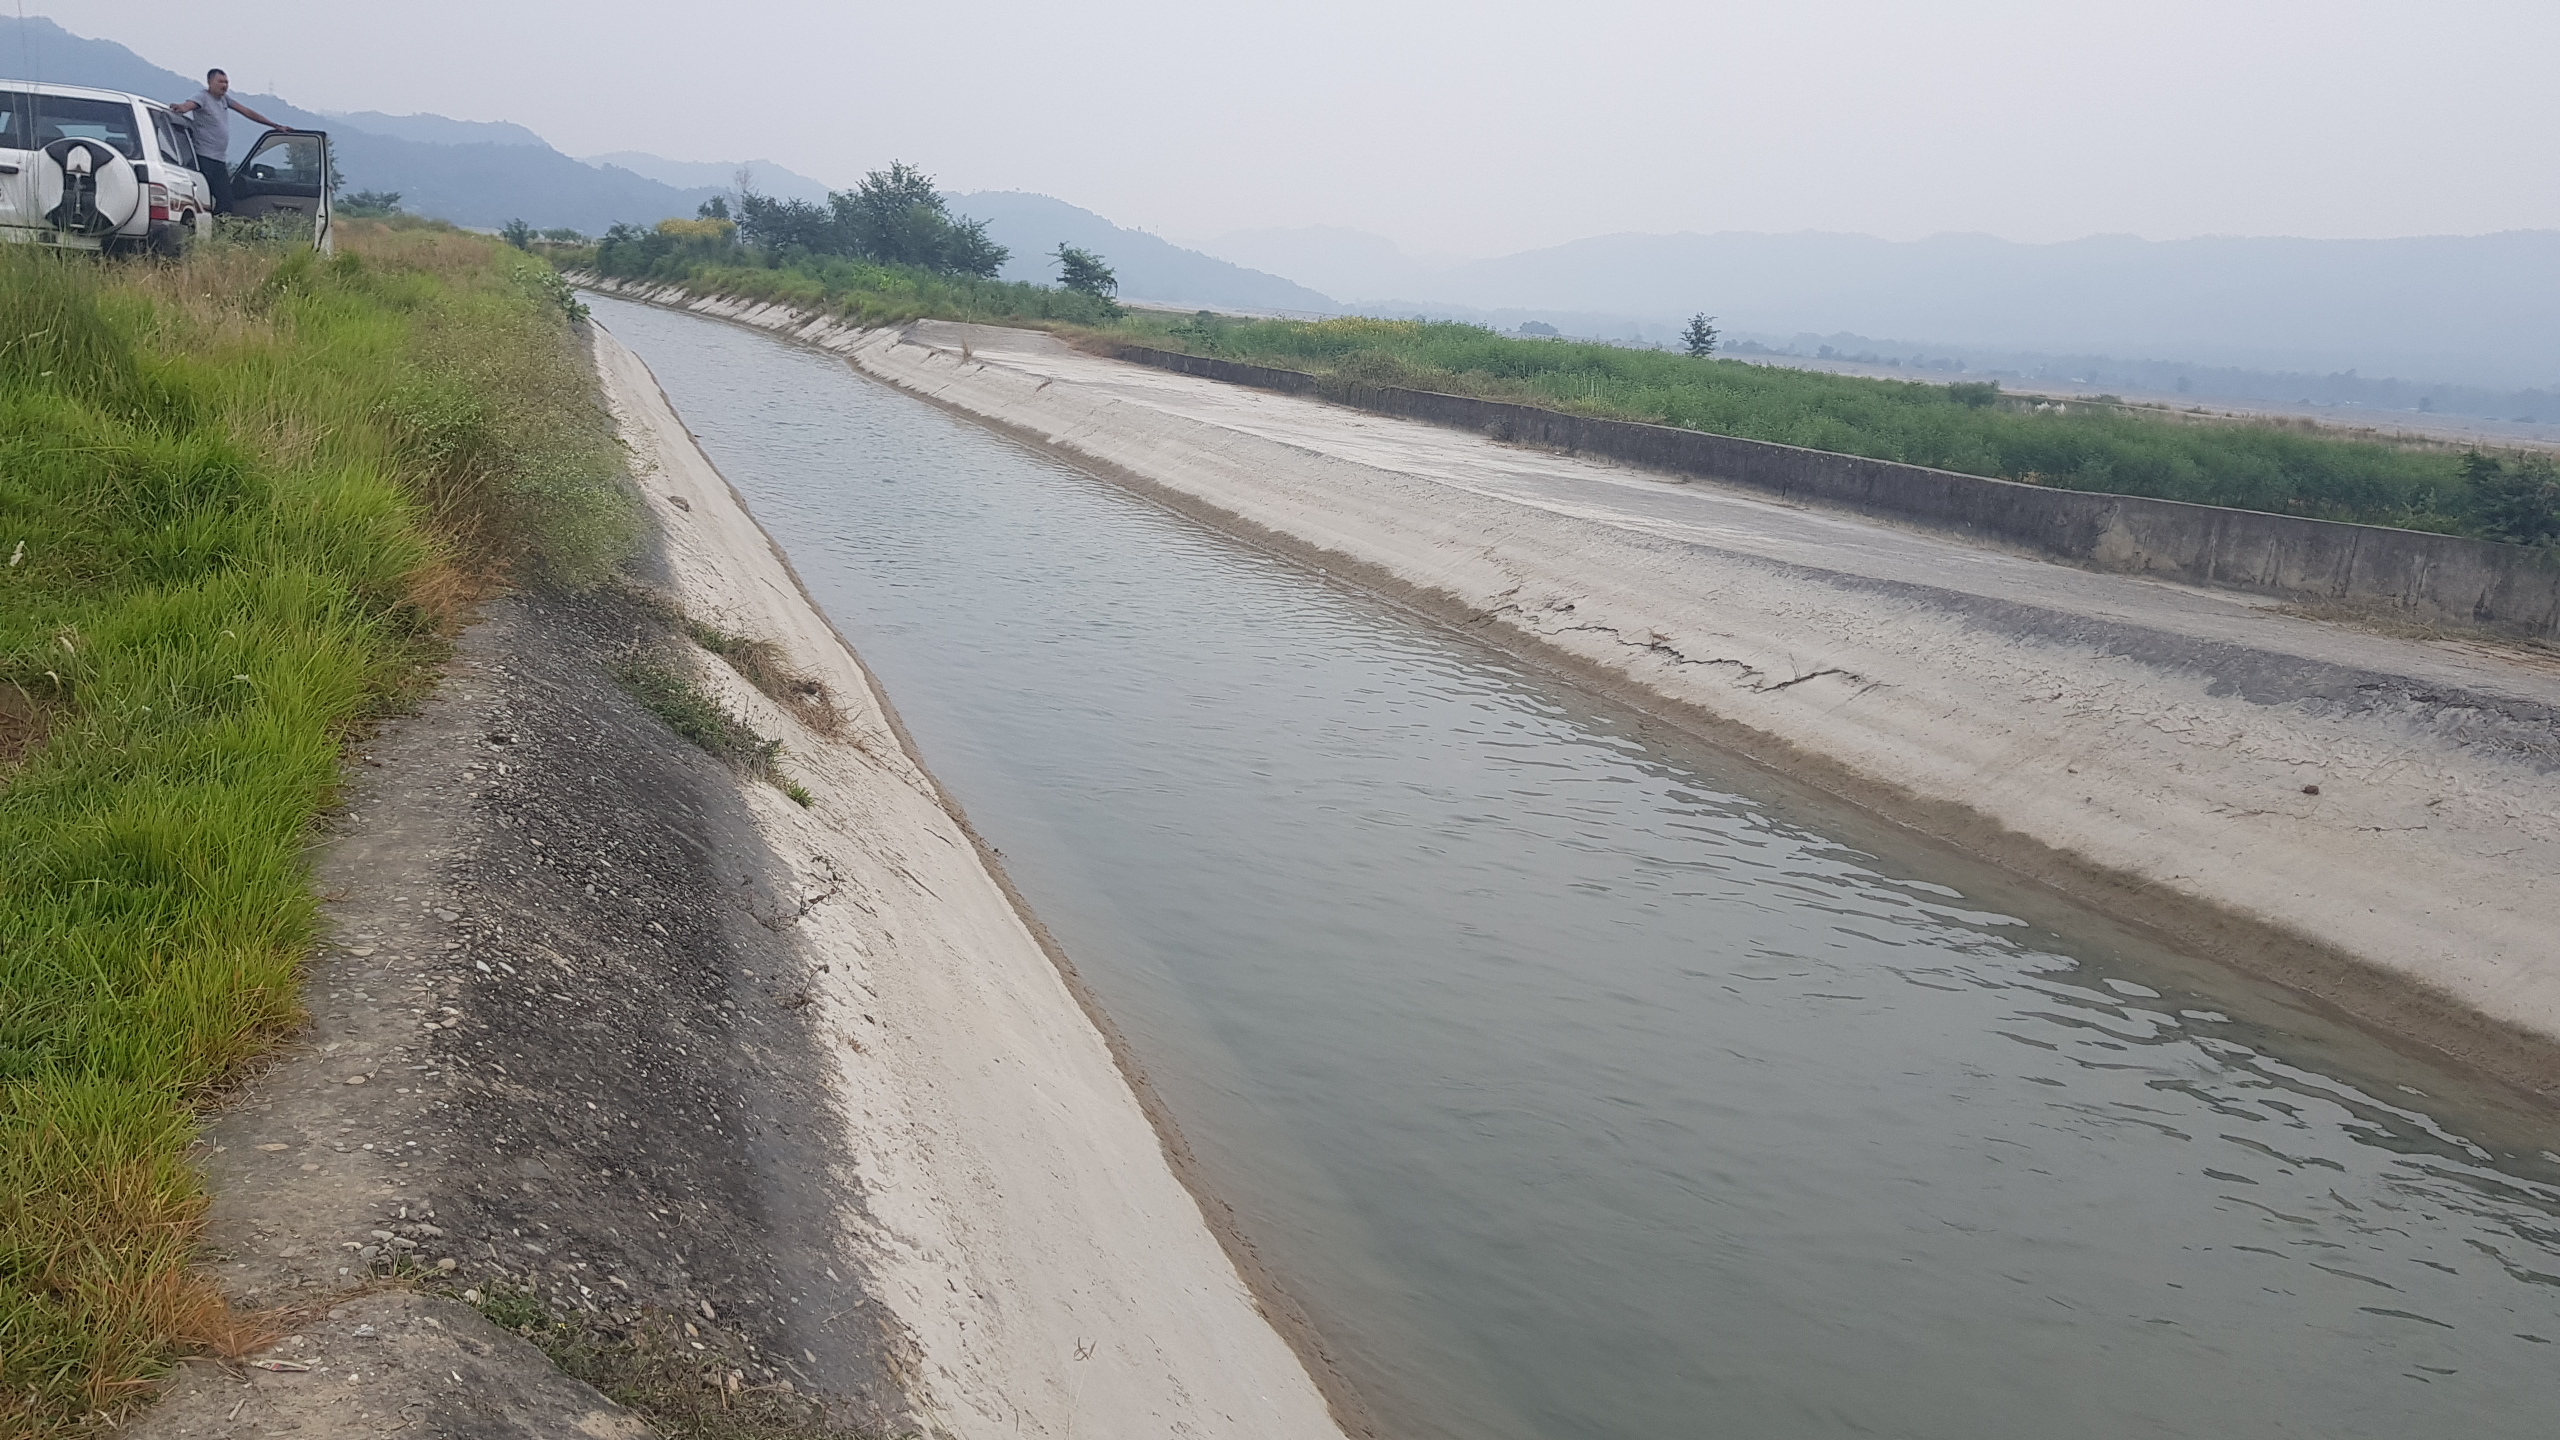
[586,292,2560,1440]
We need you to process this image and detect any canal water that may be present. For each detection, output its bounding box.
[587,294,2560,1440]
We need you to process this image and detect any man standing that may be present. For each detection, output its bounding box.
[169,69,279,213]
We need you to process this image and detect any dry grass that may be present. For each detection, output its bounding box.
[685,621,843,735]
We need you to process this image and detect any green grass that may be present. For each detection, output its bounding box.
[1110,315,2543,540]
[614,658,781,771]
[0,225,632,1435]
[612,655,816,808]
[564,229,1123,328]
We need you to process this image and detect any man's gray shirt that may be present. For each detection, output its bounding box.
[181,89,233,164]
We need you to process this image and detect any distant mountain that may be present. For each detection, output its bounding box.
[957,192,1335,313]
[585,152,834,205]
[327,111,548,148]
[5,15,198,102]
[3,15,318,158]
[11,15,716,231]
[1206,224,2560,393]
[326,139,721,233]
[1208,225,1446,306]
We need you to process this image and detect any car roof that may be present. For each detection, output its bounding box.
[0,80,175,112]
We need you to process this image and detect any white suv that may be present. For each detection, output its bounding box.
[0,81,215,255]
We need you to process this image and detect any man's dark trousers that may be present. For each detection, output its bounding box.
[194,156,232,212]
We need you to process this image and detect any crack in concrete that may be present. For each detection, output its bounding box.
[1497,604,1867,694]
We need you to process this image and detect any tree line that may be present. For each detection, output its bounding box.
[716,161,1010,276]
[596,160,1117,302]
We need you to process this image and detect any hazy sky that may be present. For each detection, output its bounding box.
[33,0,2560,257]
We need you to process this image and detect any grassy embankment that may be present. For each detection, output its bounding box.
[572,231,2558,543]
[0,227,631,1435]
[567,220,1122,328]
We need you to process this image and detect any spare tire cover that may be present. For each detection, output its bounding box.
[37,137,143,234]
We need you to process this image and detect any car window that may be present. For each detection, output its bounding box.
[33,94,143,159]
[0,90,30,149]
[151,109,193,166]
[241,133,321,184]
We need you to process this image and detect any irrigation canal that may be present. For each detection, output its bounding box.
[587,292,2560,1440]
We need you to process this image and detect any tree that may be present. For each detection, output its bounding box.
[832,162,1009,276]
[339,190,401,218]
[1681,313,1719,358]
[1054,244,1117,298]
[729,160,1007,276]
[2462,450,2560,545]
[697,195,731,222]
[501,218,533,250]
[735,191,832,253]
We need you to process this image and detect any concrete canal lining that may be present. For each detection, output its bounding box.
[578,280,2560,1093]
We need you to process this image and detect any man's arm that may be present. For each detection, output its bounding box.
[230,101,282,129]
[170,99,200,115]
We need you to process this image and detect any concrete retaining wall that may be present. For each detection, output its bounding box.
[1113,345,2560,639]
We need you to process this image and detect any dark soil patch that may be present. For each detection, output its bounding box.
[137,584,911,1439]
[0,680,52,771]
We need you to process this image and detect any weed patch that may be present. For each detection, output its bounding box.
[684,621,842,735]
[612,656,817,808]
[468,1283,875,1438]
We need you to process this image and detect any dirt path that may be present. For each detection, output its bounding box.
[131,578,909,1437]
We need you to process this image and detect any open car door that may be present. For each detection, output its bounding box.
[230,127,332,253]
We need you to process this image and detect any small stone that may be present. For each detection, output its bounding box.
[301,1163,322,1172]
[257,1143,290,1153]
[2301,783,2321,795]
[350,947,377,957]
[437,1258,458,1272]
[371,1230,394,1241]
[344,1075,368,1086]
[461,1288,482,1303]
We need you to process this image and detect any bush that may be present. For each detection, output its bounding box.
[730,160,1006,278]
[2463,451,2560,545]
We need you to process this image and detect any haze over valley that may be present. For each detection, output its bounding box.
[21,10,2557,426]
